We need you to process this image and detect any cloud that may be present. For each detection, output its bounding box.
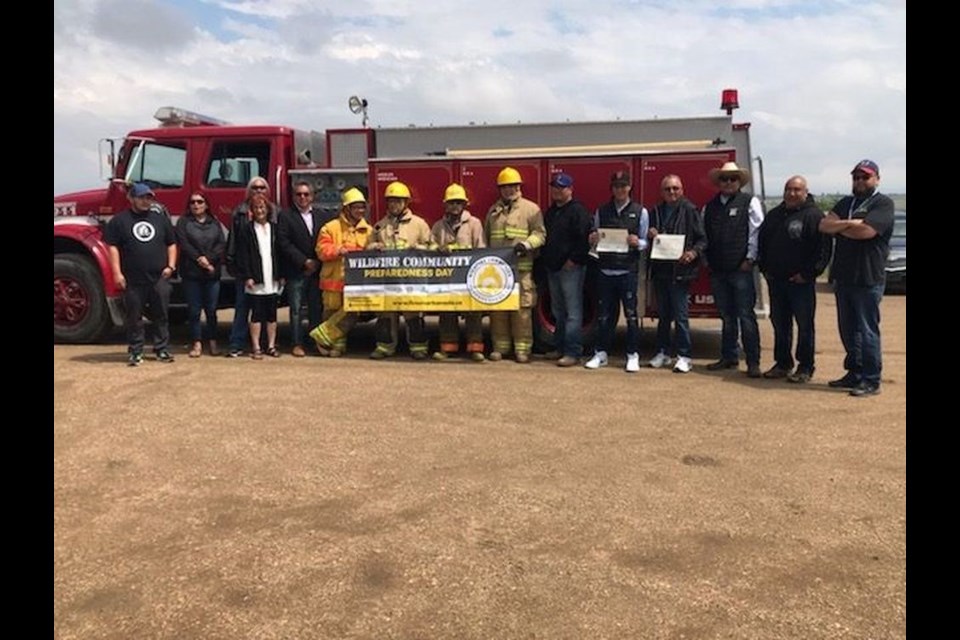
[53,0,906,195]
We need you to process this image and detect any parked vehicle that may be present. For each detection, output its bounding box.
[54,92,765,345]
[885,210,906,293]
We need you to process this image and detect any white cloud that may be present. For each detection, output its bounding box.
[54,0,906,195]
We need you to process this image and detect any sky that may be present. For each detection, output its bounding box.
[53,0,906,197]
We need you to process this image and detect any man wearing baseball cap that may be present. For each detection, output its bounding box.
[818,159,895,397]
[540,173,594,366]
[104,182,178,366]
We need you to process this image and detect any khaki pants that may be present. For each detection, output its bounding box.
[489,271,536,356]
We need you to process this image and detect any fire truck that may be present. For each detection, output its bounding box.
[53,91,764,345]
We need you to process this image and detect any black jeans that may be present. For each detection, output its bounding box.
[123,278,171,354]
[767,278,816,373]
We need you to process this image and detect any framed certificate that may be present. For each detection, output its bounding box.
[650,234,685,260]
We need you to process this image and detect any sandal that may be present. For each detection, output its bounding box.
[188,342,202,358]
[266,346,281,358]
[251,350,263,360]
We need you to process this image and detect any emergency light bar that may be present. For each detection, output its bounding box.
[153,106,230,128]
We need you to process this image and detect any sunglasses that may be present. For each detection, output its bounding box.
[251,185,268,191]
[663,186,681,192]
[189,198,206,204]
[852,174,873,181]
[718,175,739,183]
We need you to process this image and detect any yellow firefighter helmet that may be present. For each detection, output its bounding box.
[497,167,523,186]
[341,187,366,207]
[443,183,468,203]
[384,181,412,199]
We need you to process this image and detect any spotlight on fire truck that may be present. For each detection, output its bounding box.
[153,106,230,128]
[348,95,369,128]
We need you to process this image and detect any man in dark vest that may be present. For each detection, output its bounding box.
[584,170,649,373]
[702,161,765,378]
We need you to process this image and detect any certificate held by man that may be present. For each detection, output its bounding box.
[595,228,629,254]
[650,234,686,260]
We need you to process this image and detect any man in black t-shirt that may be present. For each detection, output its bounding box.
[819,160,895,397]
[104,183,178,366]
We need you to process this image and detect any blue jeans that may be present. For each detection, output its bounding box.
[183,278,220,341]
[286,274,321,347]
[228,279,250,351]
[547,264,585,358]
[710,270,761,365]
[834,282,884,386]
[653,277,692,357]
[595,271,640,355]
[767,278,816,373]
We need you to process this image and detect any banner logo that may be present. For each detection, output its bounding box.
[467,256,515,305]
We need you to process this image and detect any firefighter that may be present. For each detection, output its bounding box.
[431,183,487,362]
[484,166,546,363]
[367,181,433,359]
[307,187,373,357]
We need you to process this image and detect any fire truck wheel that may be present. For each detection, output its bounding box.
[54,255,111,343]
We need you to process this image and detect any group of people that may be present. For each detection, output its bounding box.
[104,158,895,397]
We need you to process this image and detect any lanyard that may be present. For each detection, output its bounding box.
[847,192,878,219]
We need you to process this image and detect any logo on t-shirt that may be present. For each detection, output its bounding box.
[132,220,157,243]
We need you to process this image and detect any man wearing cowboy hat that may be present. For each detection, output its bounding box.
[702,161,765,378]
[818,159,895,397]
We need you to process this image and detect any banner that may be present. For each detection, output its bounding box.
[343,248,520,312]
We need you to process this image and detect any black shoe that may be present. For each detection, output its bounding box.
[787,369,813,384]
[128,352,144,367]
[746,363,762,378]
[156,350,175,363]
[762,365,790,379]
[849,382,881,397]
[707,359,739,371]
[828,373,860,389]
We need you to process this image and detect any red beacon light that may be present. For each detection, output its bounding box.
[720,89,739,116]
[153,106,230,128]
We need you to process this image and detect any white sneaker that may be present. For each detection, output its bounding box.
[648,351,672,369]
[584,351,608,369]
[625,353,640,373]
[673,356,692,373]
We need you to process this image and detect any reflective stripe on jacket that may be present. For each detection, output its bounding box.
[483,196,545,272]
[317,213,373,292]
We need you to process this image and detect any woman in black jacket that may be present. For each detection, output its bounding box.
[176,192,226,357]
[233,193,284,359]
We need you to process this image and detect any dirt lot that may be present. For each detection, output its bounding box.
[53,288,906,640]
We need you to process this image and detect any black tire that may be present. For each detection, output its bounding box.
[54,255,111,343]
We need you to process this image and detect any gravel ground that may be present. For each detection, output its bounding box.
[54,287,906,640]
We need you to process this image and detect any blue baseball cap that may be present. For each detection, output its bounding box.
[129,182,156,198]
[851,159,879,176]
[550,173,574,188]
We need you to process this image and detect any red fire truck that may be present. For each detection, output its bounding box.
[53,93,764,345]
